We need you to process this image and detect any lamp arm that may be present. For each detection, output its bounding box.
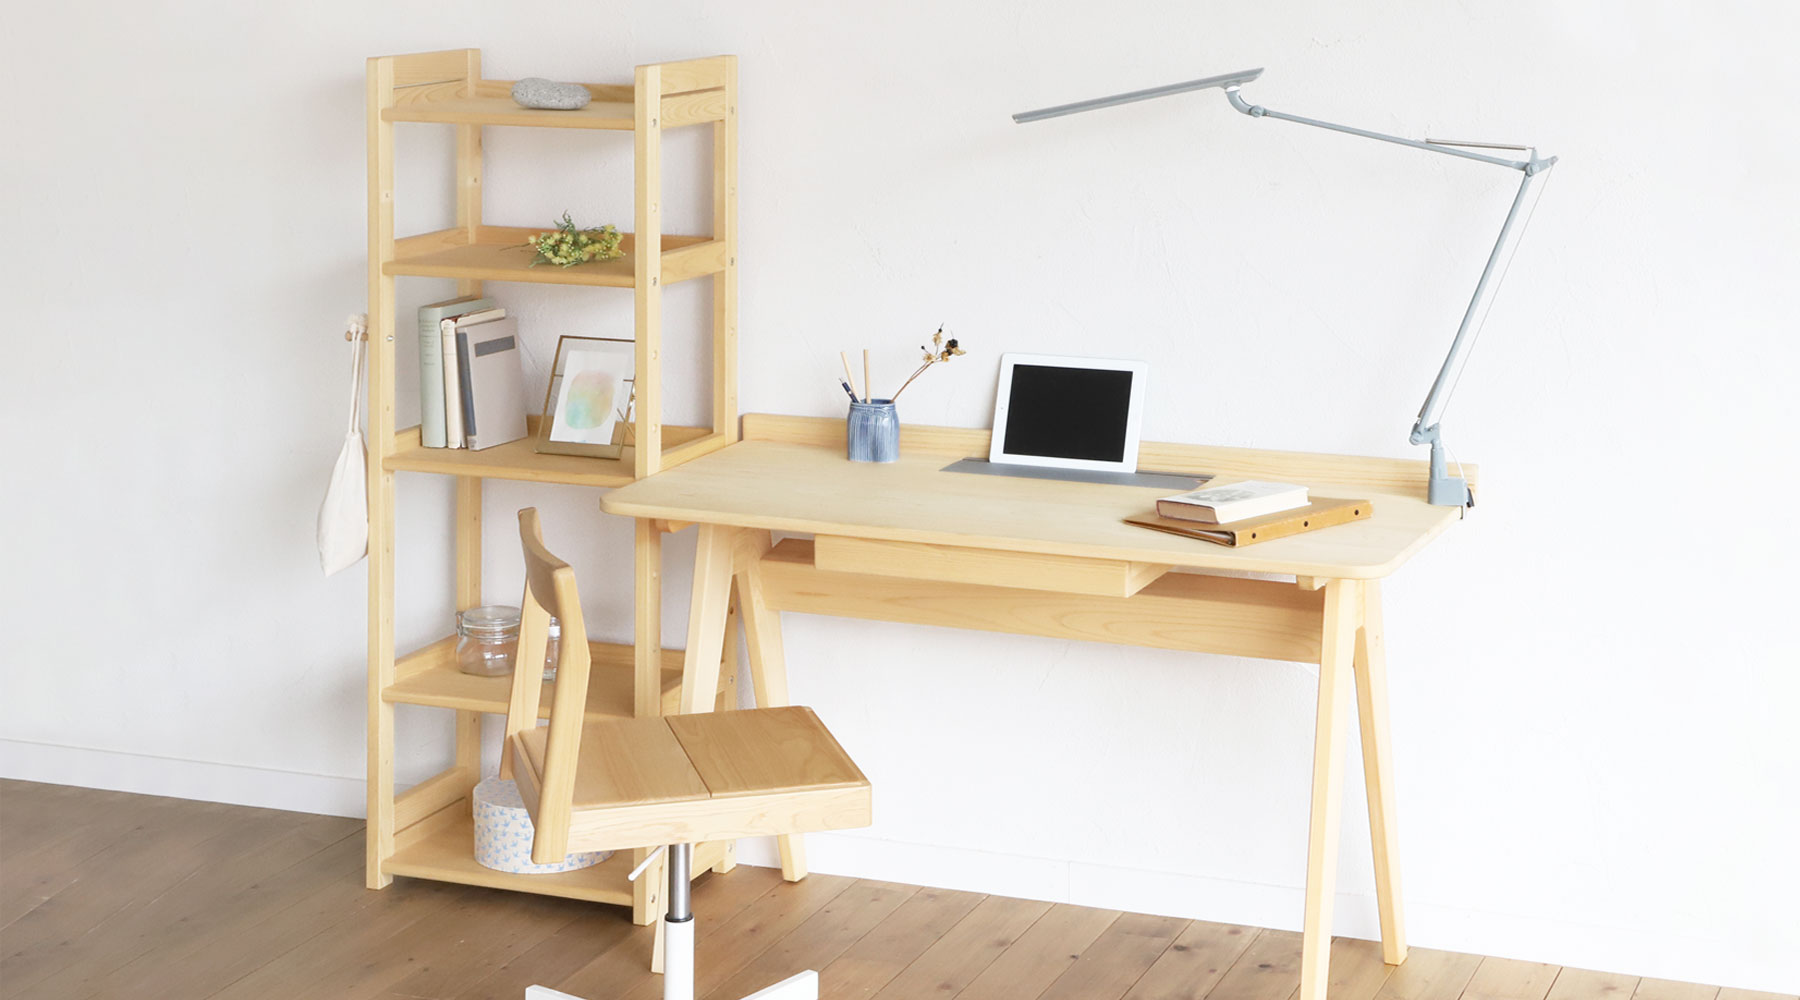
[1224,83,1558,506]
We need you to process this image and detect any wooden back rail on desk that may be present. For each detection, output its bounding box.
[600,414,1466,1000]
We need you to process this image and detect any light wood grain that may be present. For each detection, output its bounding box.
[1300,581,1361,1000]
[387,226,721,288]
[1038,911,1189,1000]
[385,420,714,487]
[385,636,684,719]
[760,538,1327,662]
[602,438,1463,579]
[634,61,665,478]
[814,534,1171,597]
[1355,578,1408,964]
[1547,968,1643,1000]
[667,705,868,797]
[739,413,1479,501]
[388,47,473,88]
[364,52,398,892]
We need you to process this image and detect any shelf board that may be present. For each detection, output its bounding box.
[385,806,636,905]
[386,420,721,488]
[386,636,684,719]
[387,226,726,288]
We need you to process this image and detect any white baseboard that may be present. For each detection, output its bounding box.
[0,738,366,819]
[3,743,1793,994]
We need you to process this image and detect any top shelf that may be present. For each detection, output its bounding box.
[383,75,727,131]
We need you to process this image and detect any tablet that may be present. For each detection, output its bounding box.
[988,353,1148,473]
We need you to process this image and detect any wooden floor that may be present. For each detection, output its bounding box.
[0,781,1788,1000]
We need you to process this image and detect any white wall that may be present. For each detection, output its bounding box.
[3,0,1796,991]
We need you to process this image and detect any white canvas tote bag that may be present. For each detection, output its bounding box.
[318,315,370,576]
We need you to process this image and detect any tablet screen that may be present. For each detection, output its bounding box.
[1001,364,1136,463]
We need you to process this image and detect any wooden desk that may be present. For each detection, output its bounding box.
[602,414,1473,1000]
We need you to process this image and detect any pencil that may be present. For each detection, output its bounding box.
[839,351,860,402]
[863,349,872,403]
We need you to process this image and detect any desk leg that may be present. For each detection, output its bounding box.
[1355,580,1407,964]
[679,525,737,715]
[735,529,807,881]
[1300,579,1359,1000]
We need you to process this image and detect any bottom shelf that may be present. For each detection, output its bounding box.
[385,805,635,904]
[383,794,737,906]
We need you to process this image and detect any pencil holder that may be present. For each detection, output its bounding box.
[846,399,899,463]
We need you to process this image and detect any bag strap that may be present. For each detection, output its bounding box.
[344,314,368,436]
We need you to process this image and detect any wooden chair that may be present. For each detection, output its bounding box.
[504,508,871,1000]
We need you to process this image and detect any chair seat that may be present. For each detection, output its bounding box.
[510,706,871,854]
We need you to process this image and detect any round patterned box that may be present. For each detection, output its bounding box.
[472,776,611,874]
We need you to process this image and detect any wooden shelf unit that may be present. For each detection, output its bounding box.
[364,48,739,923]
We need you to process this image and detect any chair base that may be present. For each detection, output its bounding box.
[523,971,817,1000]
[524,845,820,1000]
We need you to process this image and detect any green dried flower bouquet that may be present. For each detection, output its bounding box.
[522,213,624,268]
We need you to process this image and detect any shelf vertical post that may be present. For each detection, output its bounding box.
[452,49,487,780]
[712,56,739,443]
[634,64,664,478]
[364,54,399,890]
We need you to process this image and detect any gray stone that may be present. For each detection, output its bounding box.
[510,78,591,111]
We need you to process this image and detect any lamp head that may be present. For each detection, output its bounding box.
[1012,68,1264,124]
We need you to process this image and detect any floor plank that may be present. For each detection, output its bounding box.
[1208,929,1301,1000]
[1371,947,1483,1000]
[813,885,984,998]
[867,894,1051,1000]
[13,808,358,1000]
[0,783,1775,1000]
[954,900,1121,1000]
[1321,937,1400,1000]
[549,864,788,1000]
[1120,919,1259,1000]
[1037,911,1188,1000]
[1465,957,1563,1000]
[1716,991,1799,1000]
[611,872,858,1000]
[701,879,916,1000]
[1547,968,1642,1000]
[1633,979,1721,1000]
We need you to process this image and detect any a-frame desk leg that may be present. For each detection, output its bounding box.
[1299,579,1360,1000]
[734,529,807,881]
[678,527,809,882]
[1355,580,1407,964]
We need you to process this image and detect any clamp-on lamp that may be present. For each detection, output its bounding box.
[1015,69,1558,506]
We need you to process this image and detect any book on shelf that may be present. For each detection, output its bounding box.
[457,316,529,451]
[1126,497,1372,547]
[1155,480,1309,524]
[416,295,493,448]
[441,307,504,448]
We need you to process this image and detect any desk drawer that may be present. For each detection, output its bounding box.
[812,535,1169,598]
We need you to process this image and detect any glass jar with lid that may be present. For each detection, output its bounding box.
[456,605,521,677]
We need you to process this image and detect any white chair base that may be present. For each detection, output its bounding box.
[523,846,820,1000]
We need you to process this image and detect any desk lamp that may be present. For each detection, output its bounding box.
[1014,69,1558,506]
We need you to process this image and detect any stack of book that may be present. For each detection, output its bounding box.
[418,296,529,452]
[1127,480,1373,547]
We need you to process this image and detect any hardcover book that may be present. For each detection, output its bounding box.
[416,296,493,448]
[1155,480,1309,524]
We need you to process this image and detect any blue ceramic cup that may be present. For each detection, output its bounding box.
[846,399,899,463]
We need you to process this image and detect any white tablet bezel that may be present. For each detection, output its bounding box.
[988,352,1148,473]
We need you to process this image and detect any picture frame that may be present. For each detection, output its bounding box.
[534,336,636,460]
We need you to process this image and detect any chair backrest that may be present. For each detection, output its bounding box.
[500,507,593,860]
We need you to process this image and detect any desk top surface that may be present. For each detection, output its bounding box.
[603,418,1465,579]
